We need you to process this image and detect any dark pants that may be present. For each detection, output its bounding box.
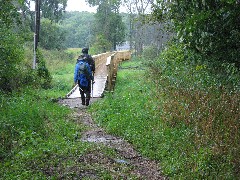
[78,80,91,106]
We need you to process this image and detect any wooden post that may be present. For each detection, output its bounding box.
[33,0,40,69]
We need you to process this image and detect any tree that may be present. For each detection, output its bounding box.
[123,0,154,55]
[18,0,68,29]
[0,0,25,91]
[92,34,112,53]
[60,11,95,48]
[152,0,240,67]
[41,0,67,22]
[40,18,67,50]
[87,0,126,51]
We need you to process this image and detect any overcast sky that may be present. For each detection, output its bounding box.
[66,0,97,12]
[66,0,128,13]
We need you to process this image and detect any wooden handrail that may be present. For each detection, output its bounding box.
[66,50,131,98]
[106,50,131,91]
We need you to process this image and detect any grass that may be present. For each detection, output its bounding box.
[0,48,141,179]
[0,88,95,179]
[2,45,239,178]
[40,47,98,98]
[89,54,240,179]
[0,89,140,179]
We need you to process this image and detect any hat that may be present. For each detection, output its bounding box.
[82,47,89,54]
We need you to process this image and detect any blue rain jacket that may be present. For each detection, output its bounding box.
[74,60,93,85]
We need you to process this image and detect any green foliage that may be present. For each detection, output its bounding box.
[41,0,67,22]
[89,0,126,51]
[0,1,25,92]
[0,1,21,26]
[142,45,159,61]
[0,89,68,158]
[107,12,126,49]
[147,43,240,178]
[0,27,24,92]
[152,0,240,67]
[90,52,240,178]
[61,11,95,48]
[21,46,75,97]
[0,89,96,179]
[36,50,52,89]
[92,34,112,53]
[40,18,67,50]
[47,49,75,94]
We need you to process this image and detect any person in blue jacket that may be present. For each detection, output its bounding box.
[74,54,94,106]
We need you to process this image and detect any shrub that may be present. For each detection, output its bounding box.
[0,26,24,92]
[36,50,52,89]
[90,44,240,178]
[147,43,240,178]
[142,45,159,61]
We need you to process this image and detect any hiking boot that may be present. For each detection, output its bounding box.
[86,98,90,106]
[81,98,85,105]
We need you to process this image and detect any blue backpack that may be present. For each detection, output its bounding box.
[78,61,90,87]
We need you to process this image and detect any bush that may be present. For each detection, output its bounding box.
[36,50,52,89]
[90,45,240,178]
[142,45,159,61]
[39,18,67,50]
[0,26,25,92]
[147,43,240,178]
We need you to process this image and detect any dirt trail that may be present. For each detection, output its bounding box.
[58,98,166,179]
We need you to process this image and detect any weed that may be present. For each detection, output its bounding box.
[89,49,240,179]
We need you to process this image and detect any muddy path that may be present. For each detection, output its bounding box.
[58,98,166,179]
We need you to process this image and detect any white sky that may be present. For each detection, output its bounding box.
[30,0,127,13]
[66,0,97,12]
[30,0,128,13]
[66,0,128,13]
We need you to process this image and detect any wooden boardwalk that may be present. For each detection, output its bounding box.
[66,51,131,99]
[68,54,109,98]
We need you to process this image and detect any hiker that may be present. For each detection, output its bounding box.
[78,47,95,73]
[74,54,94,106]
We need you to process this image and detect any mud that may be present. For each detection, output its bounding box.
[58,98,166,179]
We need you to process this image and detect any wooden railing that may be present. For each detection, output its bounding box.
[92,52,113,70]
[66,52,114,98]
[106,50,131,91]
[66,50,131,98]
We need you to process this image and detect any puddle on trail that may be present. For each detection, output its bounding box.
[56,105,166,179]
[81,130,124,144]
[82,136,123,143]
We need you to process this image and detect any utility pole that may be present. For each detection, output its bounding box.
[33,0,41,69]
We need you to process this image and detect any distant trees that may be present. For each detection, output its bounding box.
[19,0,67,22]
[87,0,126,52]
[123,0,153,55]
[40,18,67,50]
[41,0,67,22]
[6,0,127,53]
[17,0,68,50]
[60,11,95,48]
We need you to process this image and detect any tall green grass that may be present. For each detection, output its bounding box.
[0,47,81,178]
[146,43,240,178]
[41,47,98,97]
[22,46,77,97]
[0,88,97,179]
[1,47,131,179]
[89,51,240,179]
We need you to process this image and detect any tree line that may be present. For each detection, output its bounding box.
[0,0,239,92]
